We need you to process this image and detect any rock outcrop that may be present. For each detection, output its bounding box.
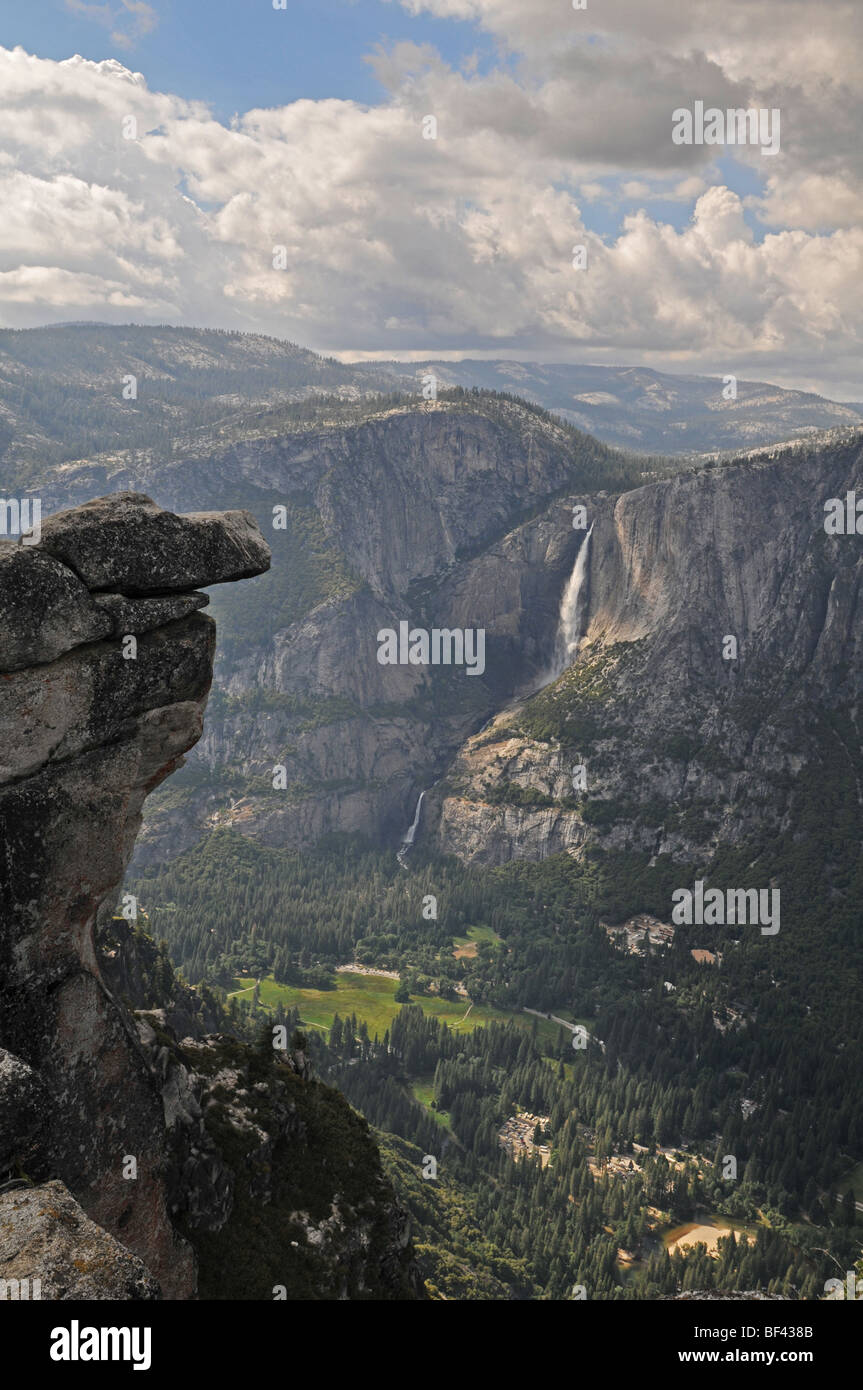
[0,495,269,1297]
[94,914,425,1300]
[38,493,271,594]
[0,491,422,1301]
[0,1181,161,1300]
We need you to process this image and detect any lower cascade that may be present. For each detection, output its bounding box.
[397,789,426,867]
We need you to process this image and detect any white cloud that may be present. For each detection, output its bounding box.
[754,173,863,232]
[392,0,863,85]
[0,264,161,308]
[0,37,860,397]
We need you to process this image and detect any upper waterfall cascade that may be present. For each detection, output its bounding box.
[551,523,594,679]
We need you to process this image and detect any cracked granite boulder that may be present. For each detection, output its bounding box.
[0,545,110,672]
[92,590,210,638]
[0,495,270,1299]
[0,1181,161,1300]
[37,492,271,594]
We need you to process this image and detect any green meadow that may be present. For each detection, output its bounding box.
[410,1076,452,1128]
[230,970,565,1047]
[452,924,501,948]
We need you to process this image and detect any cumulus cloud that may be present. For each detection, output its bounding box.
[391,1,863,194]
[0,28,861,397]
[392,0,863,85]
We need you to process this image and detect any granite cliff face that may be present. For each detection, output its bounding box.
[435,433,863,866]
[0,493,258,1296]
[0,494,420,1300]
[0,494,267,1297]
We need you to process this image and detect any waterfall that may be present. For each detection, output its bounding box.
[402,790,425,845]
[551,523,593,679]
[397,790,426,868]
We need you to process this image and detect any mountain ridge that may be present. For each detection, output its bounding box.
[1,325,860,492]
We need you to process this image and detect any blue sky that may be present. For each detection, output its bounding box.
[0,0,499,118]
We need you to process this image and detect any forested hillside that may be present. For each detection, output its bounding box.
[0,323,393,485]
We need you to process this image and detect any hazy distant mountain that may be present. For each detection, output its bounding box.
[1,326,861,490]
[368,358,863,455]
[0,324,395,486]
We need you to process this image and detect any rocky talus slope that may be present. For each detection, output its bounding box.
[0,494,420,1299]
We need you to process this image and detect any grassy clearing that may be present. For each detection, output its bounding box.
[233,972,563,1046]
[410,1076,452,1129]
[453,924,504,959]
[452,925,502,946]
